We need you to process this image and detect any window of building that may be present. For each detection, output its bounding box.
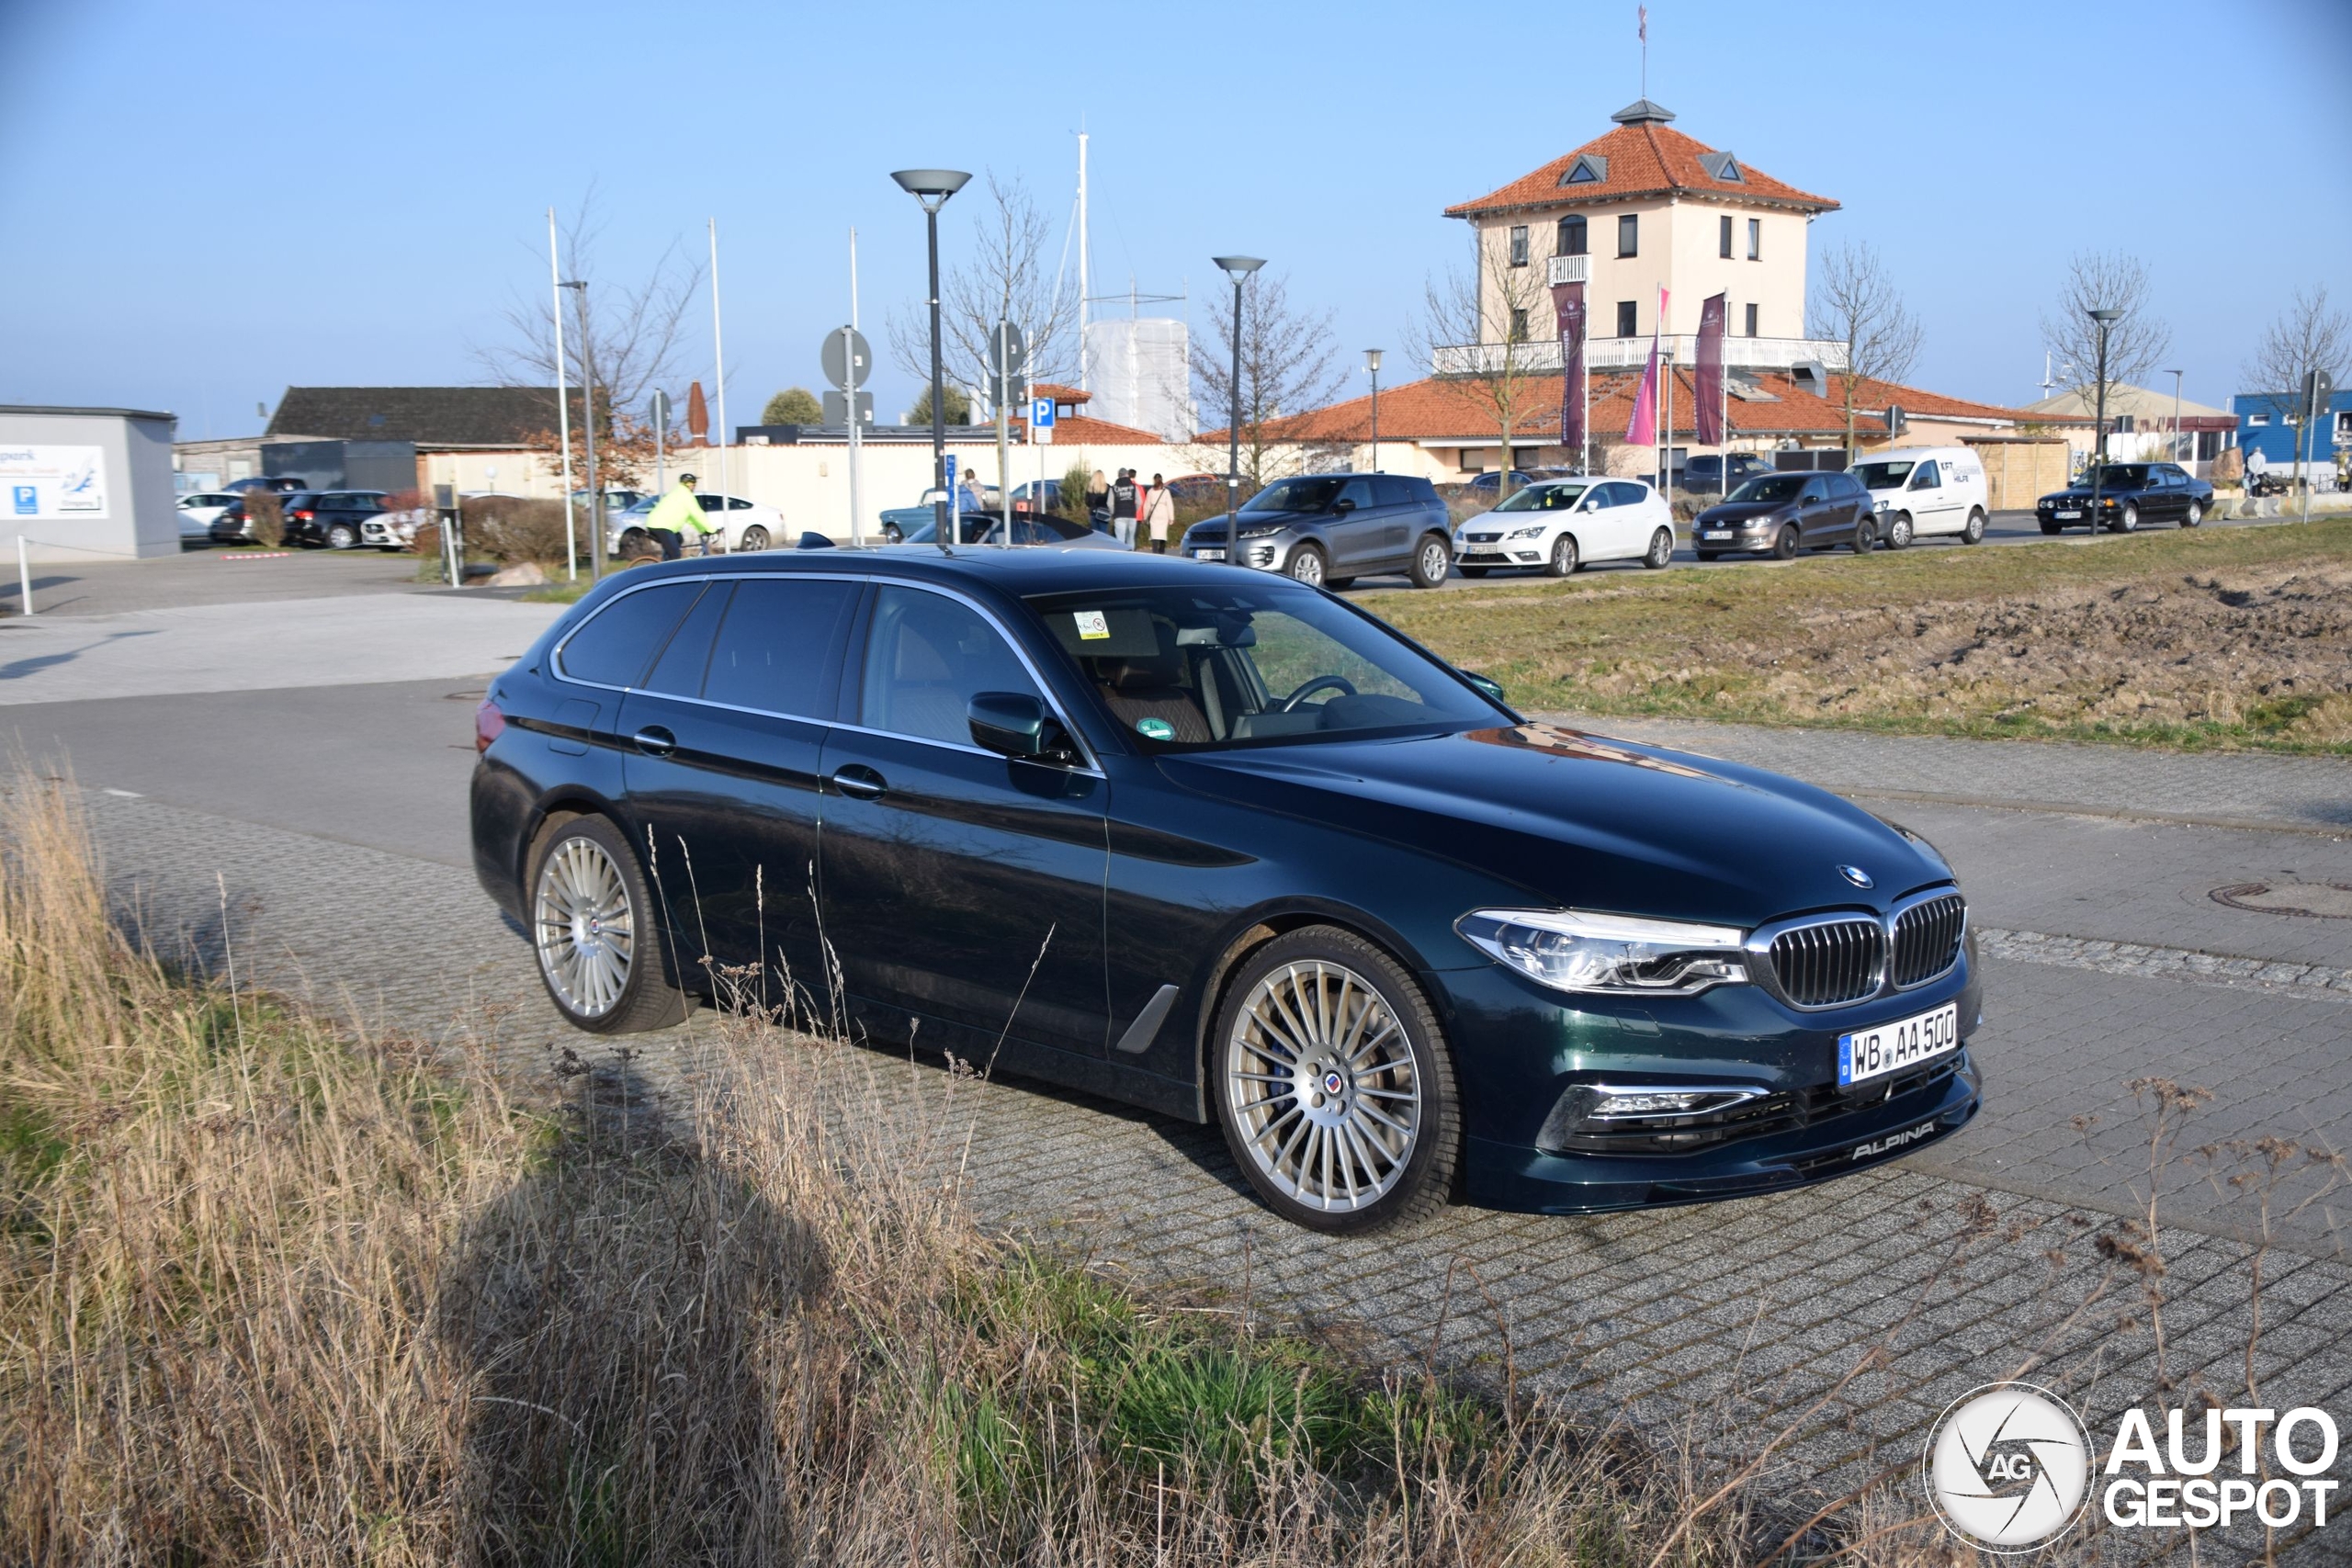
[1747,219,1760,260]
[1556,214,1586,255]
[1744,303,1759,337]
[1616,300,1637,337]
[1617,214,1638,257]
[1719,215,1733,259]
[2247,412,2270,427]
[1508,225,1530,266]
[1509,307,1530,342]
[2336,412,2352,442]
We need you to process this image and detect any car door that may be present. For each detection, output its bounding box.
[1372,476,1419,561]
[1904,460,1954,533]
[818,581,1110,1062]
[1610,480,1661,558]
[2155,466,2188,521]
[617,575,861,1010]
[1322,476,1382,573]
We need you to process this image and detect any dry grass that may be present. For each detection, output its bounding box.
[0,768,1974,1565]
[1367,516,2352,754]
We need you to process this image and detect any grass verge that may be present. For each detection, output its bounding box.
[1367,516,2352,754]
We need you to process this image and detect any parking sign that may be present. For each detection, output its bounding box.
[1031,397,1055,429]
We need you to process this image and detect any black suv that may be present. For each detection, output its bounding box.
[281,491,391,549]
[1177,473,1454,589]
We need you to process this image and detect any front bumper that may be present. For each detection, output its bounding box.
[1690,518,1778,548]
[1183,531,1287,569]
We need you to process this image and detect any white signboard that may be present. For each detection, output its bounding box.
[0,446,109,520]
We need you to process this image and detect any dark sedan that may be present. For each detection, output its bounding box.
[1690,469,1878,558]
[471,549,1983,1233]
[2034,462,2212,535]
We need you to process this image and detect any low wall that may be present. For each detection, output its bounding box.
[1964,437,2070,511]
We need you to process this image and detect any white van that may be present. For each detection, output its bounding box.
[1850,447,1989,547]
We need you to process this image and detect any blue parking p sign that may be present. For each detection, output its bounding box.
[11,486,35,515]
[1031,398,1055,429]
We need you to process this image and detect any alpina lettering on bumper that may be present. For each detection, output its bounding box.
[1853,1121,1941,1161]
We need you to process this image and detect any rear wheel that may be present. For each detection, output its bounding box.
[1212,926,1459,1234]
[1961,508,1986,544]
[1408,535,1450,589]
[1771,525,1800,560]
[1287,542,1328,587]
[527,816,691,1035]
[1849,516,1877,553]
[1885,512,1914,549]
[739,525,770,551]
[1642,526,1674,569]
[2181,501,2202,528]
[1544,534,1579,577]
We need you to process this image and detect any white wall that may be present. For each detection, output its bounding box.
[1,409,179,562]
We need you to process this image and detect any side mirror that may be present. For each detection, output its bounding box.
[968,692,1074,761]
[1331,497,1356,514]
[1459,669,1509,705]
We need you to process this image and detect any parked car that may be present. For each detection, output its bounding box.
[609,491,786,556]
[224,475,310,495]
[473,549,1982,1232]
[1677,454,1772,495]
[2034,462,2212,535]
[1177,472,1454,589]
[1453,477,1676,577]
[175,491,240,541]
[1851,448,1989,547]
[1691,470,1878,559]
[280,491,390,549]
[889,510,1124,549]
[573,488,648,517]
[879,487,995,543]
[362,506,430,551]
[1462,469,1536,498]
[1008,479,1063,513]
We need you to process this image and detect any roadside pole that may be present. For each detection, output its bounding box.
[16,536,31,616]
[848,228,863,547]
[996,320,1011,529]
[710,219,730,515]
[548,208,578,581]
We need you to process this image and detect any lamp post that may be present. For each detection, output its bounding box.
[558,278,604,580]
[2087,308,2120,528]
[2166,367,2184,464]
[1212,255,1264,525]
[891,169,971,547]
[1364,348,1384,472]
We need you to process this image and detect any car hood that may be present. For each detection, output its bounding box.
[1163,722,1949,929]
[1694,502,1790,525]
[2041,487,2121,501]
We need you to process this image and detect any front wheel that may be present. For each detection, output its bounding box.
[2181,501,2202,528]
[1286,542,1329,586]
[1885,512,1914,549]
[528,816,691,1034]
[326,522,359,550]
[738,525,770,551]
[1408,536,1451,589]
[2039,519,2064,535]
[2111,503,2138,534]
[1544,533,1578,578]
[1771,525,1800,560]
[882,524,903,545]
[1642,526,1673,569]
[1213,926,1459,1234]
[1961,508,1986,544]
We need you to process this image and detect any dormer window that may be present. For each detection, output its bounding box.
[1558,153,1608,186]
[1698,150,1744,183]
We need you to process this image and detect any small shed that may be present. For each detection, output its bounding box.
[0,405,180,561]
[1963,436,2071,511]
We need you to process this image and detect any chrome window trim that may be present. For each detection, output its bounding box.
[548,569,1102,775]
[1744,884,1964,1012]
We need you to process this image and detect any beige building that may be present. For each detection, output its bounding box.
[1441,99,1849,375]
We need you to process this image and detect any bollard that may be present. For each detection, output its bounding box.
[15,536,29,617]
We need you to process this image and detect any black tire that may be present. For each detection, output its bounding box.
[1771,525,1800,560]
[1885,512,1914,549]
[1642,526,1673,569]
[1408,535,1451,589]
[2111,502,2138,534]
[325,522,359,550]
[1459,565,1491,578]
[2039,519,2064,535]
[1210,925,1460,1235]
[1695,550,1722,562]
[2181,501,2202,528]
[1849,516,1877,553]
[882,524,903,545]
[1544,533,1579,578]
[1287,542,1329,587]
[526,815,692,1035]
[1961,508,1986,544]
[739,525,770,551]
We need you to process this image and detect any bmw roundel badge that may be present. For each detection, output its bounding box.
[1838,864,1874,888]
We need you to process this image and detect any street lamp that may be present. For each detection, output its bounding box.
[2165,368,2184,463]
[1213,255,1264,524]
[891,168,971,547]
[1364,348,1384,473]
[2086,308,2121,528]
[558,278,605,579]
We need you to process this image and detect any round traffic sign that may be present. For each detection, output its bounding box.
[821,327,872,389]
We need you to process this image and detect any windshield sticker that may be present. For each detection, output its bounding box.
[1073,610,1111,641]
[1136,717,1176,740]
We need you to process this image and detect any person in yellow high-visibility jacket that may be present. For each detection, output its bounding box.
[642,472,716,560]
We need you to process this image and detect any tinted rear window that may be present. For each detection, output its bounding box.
[640,582,733,696]
[558,581,702,687]
[703,577,858,716]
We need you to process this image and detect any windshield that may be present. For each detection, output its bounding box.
[1027,584,1504,749]
[1241,477,1342,513]
[2080,465,2149,489]
[1493,481,1588,513]
[1852,461,1914,491]
[1726,474,1806,503]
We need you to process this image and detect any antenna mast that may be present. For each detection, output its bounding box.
[1077,131,1091,394]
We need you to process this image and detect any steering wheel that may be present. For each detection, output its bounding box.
[1275,674,1357,713]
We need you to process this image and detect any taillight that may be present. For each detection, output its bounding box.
[292,509,314,521]
[475,696,505,754]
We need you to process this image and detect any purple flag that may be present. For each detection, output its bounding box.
[1695,292,1726,446]
[1553,281,1586,450]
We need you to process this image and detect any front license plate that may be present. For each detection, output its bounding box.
[2054,509,2080,520]
[1701,530,1732,540]
[1838,1001,1959,1088]
[1192,547,1226,561]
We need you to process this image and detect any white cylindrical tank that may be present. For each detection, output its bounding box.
[1082,318,1192,440]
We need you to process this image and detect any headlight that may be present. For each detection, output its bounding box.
[1456,908,1749,997]
[1235,520,1285,537]
[1506,524,1546,539]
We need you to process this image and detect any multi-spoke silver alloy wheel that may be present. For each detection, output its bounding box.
[1224,958,1421,1214]
[535,833,636,1019]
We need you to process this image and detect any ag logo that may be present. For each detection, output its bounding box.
[1923,1382,2091,1551]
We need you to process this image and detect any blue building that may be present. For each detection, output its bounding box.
[2234,386,2351,477]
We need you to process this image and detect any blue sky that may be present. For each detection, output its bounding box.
[3,0,2346,437]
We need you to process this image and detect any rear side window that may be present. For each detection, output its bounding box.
[558,581,702,688]
[1374,476,1413,506]
[703,576,858,716]
[641,582,733,696]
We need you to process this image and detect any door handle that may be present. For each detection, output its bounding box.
[829,765,887,800]
[632,726,676,758]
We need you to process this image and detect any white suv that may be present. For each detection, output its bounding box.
[1452,477,1677,576]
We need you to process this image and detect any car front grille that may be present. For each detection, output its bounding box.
[1543,1058,1962,1156]
[1892,894,1966,987]
[1768,918,1884,1008]
[1466,532,1499,543]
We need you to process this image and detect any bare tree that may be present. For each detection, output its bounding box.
[1408,234,1555,491]
[2245,284,2347,396]
[477,191,706,422]
[1190,271,1345,489]
[1808,241,1924,459]
[2040,250,2170,402]
[887,173,1079,416]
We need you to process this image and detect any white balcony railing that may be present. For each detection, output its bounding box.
[1431,335,1851,376]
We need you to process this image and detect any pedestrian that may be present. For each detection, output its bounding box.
[1142,471,1175,554]
[2245,446,2270,517]
[1085,468,1110,530]
[959,466,984,515]
[643,470,704,561]
[1109,468,1140,548]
